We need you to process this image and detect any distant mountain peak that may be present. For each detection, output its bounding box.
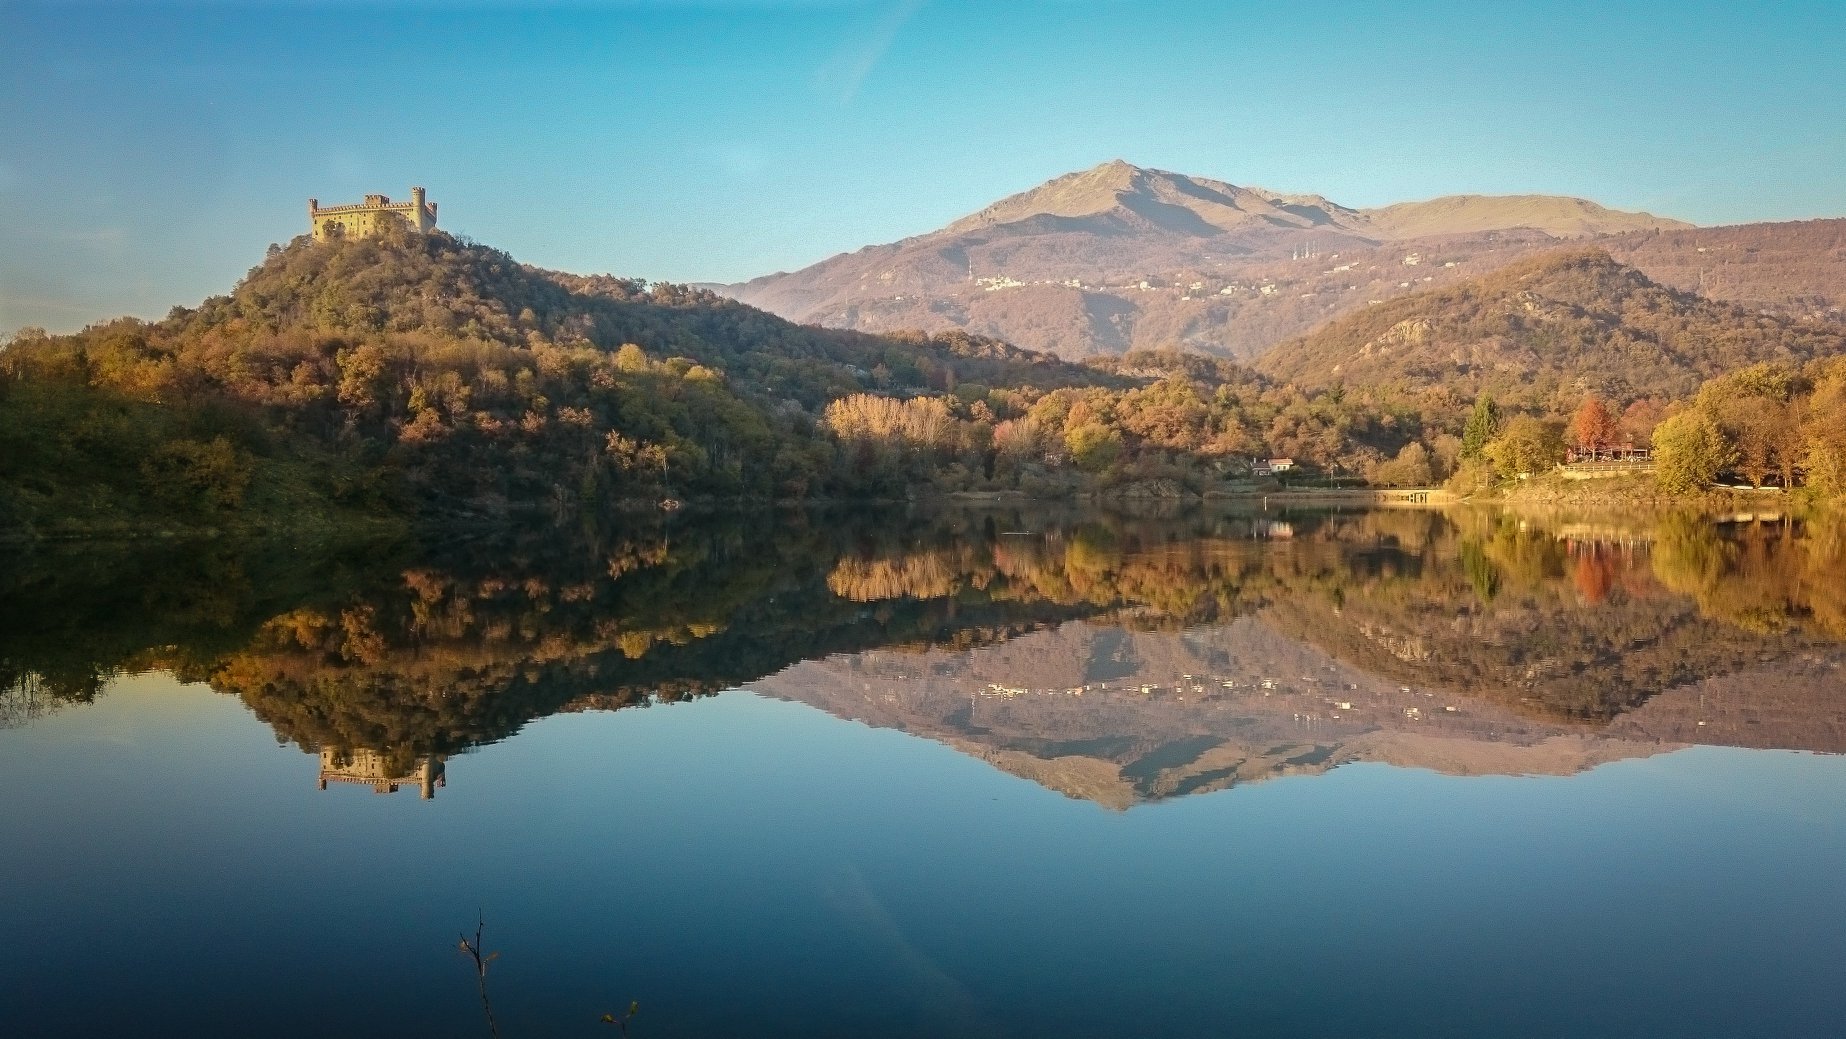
[942,160,1157,233]
[941,162,1359,238]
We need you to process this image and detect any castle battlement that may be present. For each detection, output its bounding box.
[308,186,438,240]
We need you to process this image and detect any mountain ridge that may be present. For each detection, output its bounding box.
[934,160,1688,241]
[724,162,1844,363]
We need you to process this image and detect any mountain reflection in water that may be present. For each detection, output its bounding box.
[3,506,1842,803]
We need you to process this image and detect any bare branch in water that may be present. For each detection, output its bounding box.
[457,912,502,1039]
[601,1000,640,1035]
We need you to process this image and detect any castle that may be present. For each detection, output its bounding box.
[308,186,438,240]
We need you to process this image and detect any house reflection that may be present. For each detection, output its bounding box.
[316,748,447,799]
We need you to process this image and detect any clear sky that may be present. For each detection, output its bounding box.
[3,0,1843,332]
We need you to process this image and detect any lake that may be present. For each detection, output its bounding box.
[3,507,1844,1038]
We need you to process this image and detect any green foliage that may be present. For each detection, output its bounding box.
[1065,423,1124,473]
[1461,394,1499,460]
[1653,410,1735,492]
[140,436,252,512]
[1484,415,1565,479]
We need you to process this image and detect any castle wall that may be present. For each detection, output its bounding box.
[309,189,438,241]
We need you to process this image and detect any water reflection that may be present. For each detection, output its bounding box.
[3,507,1842,803]
[317,748,447,799]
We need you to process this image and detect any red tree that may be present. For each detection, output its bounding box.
[1568,396,1619,456]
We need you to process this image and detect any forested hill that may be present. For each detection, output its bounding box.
[180,229,1118,401]
[1254,249,1846,411]
[0,228,1135,534]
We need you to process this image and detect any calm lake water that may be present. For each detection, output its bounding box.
[4,507,1845,1038]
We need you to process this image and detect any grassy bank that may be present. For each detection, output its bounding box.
[1490,472,1813,514]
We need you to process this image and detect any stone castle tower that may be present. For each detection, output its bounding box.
[308,186,438,240]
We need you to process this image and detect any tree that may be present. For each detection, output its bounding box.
[1461,394,1499,461]
[1428,433,1464,480]
[1619,398,1665,447]
[1484,416,1563,479]
[139,436,252,512]
[1767,402,1806,490]
[1803,359,1846,497]
[1803,400,1846,498]
[1653,411,1733,493]
[1568,395,1619,456]
[1064,423,1124,473]
[1371,441,1434,487]
[1720,400,1776,489]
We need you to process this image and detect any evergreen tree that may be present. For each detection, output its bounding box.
[1461,394,1500,461]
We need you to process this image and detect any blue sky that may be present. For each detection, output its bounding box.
[3,0,1843,332]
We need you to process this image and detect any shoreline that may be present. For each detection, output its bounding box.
[8,483,1832,545]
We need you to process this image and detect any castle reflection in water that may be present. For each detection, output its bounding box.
[316,749,447,800]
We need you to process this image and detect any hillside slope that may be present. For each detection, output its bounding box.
[1253,248,1846,408]
[1604,218,1846,324]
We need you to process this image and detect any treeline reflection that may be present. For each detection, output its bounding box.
[3,507,1841,786]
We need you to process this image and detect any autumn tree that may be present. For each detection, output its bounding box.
[1803,362,1846,497]
[1653,411,1733,493]
[1371,442,1435,487]
[1567,395,1619,456]
[1619,398,1665,446]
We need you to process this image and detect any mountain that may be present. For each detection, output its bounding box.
[939,159,1368,240]
[1253,248,1846,408]
[942,162,1686,241]
[9,221,1840,539]
[725,161,1700,360]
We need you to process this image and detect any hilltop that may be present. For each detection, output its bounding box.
[725,161,1706,360]
[1254,248,1846,409]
